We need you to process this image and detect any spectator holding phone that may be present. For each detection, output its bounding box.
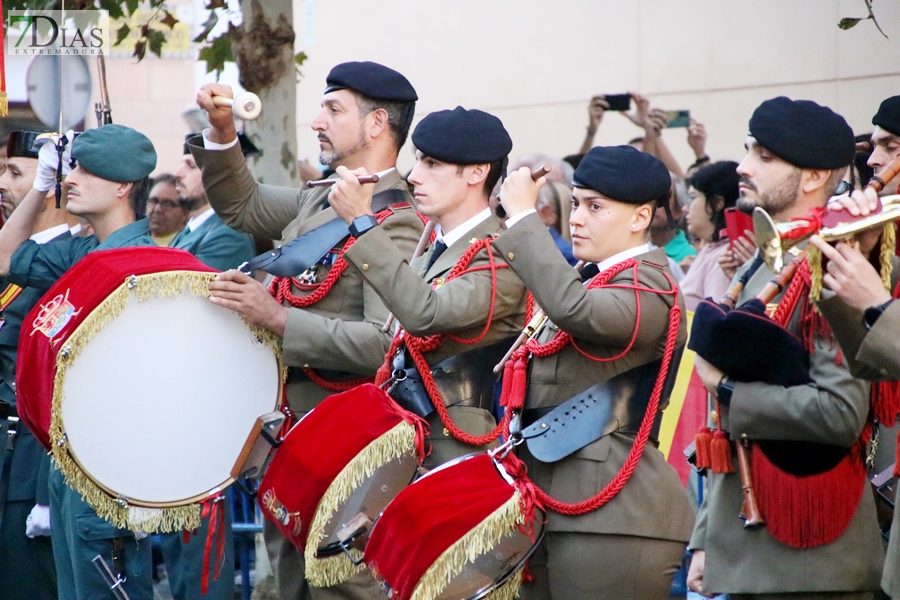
[678,161,740,310]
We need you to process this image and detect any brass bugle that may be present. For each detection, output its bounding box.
[306,174,380,188]
[492,260,586,374]
[382,220,437,332]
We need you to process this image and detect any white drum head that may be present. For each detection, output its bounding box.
[61,290,279,505]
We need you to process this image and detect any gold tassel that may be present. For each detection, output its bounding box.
[484,568,523,600]
[305,421,419,587]
[880,222,895,292]
[807,243,823,303]
[48,271,283,533]
[0,92,8,117]
[410,491,525,600]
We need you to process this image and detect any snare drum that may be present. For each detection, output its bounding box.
[257,383,424,587]
[364,451,544,600]
[16,247,282,533]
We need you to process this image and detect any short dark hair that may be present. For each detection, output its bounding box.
[129,176,152,219]
[151,173,177,188]
[455,159,505,197]
[687,160,740,241]
[354,92,415,152]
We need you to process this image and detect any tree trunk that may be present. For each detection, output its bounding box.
[234,0,297,187]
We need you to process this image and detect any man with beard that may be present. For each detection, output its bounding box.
[172,134,255,270]
[146,174,188,246]
[188,61,423,600]
[805,94,900,599]
[685,97,884,599]
[0,131,74,600]
[0,124,158,600]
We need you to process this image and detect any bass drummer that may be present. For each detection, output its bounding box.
[327,106,527,468]
[0,124,158,600]
[494,146,695,599]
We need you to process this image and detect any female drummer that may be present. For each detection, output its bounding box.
[494,145,695,600]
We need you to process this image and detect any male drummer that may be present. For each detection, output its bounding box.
[807,94,900,600]
[686,98,884,598]
[190,62,423,600]
[171,132,256,270]
[0,124,158,600]
[0,130,75,600]
[328,106,526,466]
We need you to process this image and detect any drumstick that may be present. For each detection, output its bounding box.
[211,91,262,121]
[382,220,437,332]
[307,174,381,188]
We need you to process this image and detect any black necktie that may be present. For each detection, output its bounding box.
[426,240,448,270]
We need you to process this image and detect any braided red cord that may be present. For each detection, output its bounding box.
[374,237,515,446]
[525,292,535,323]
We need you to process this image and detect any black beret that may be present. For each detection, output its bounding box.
[72,124,157,182]
[6,131,44,159]
[572,146,671,204]
[873,95,900,137]
[183,132,259,157]
[324,61,417,102]
[748,96,854,170]
[411,107,512,165]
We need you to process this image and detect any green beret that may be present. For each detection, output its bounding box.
[72,124,157,182]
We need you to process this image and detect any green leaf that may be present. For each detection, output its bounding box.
[294,51,308,67]
[114,23,130,47]
[199,32,234,76]
[98,0,125,20]
[124,0,139,16]
[838,17,864,30]
[192,11,219,43]
[146,28,166,57]
[160,10,179,29]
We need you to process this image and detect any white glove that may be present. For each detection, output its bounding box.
[25,504,51,538]
[133,530,149,541]
[33,131,76,193]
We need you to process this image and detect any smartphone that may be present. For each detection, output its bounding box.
[664,109,690,128]
[603,94,631,112]
[724,207,753,249]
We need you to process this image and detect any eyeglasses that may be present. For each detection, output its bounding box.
[834,180,854,196]
[147,197,182,210]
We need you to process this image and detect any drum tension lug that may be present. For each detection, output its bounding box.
[334,512,372,565]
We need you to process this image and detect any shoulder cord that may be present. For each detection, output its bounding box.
[373,237,516,446]
[499,258,683,515]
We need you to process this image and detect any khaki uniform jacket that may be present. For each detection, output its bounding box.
[492,214,694,542]
[691,257,884,595]
[188,140,423,412]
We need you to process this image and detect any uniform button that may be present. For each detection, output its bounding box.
[362,264,369,271]
[302,363,310,368]
[507,252,515,261]
[880,368,889,376]
[442,428,450,437]
[709,410,718,422]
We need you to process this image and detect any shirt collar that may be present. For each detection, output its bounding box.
[188,207,216,232]
[594,243,653,274]
[30,223,70,244]
[434,207,492,249]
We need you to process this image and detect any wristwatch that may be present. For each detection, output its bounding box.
[349,214,379,238]
[716,374,735,406]
[863,299,894,330]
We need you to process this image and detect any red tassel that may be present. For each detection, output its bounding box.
[508,358,528,411]
[521,559,534,583]
[694,427,712,470]
[498,359,514,408]
[710,430,734,474]
[872,381,900,427]
[751,443,865,549]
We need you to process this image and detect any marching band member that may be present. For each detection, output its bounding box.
[0,124,158,600]
[328,106,527,467]
[495,145,695,600]
[810,93,900,600]
[191,62,423,600]
[687,97,884,599]
[0,131,73,600]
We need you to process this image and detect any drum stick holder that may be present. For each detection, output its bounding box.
[231,411,286,481]
[335,513,373,565]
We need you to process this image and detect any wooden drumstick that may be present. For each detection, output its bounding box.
[307,174,381,188]
[381,220,437,333]
[211,91,262,121]
[530,164,551,180]
[855,140,874,153]
[869,155,900,193]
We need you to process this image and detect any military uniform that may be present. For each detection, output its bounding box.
[0,226,70,600]
[492,213,694,600]
[171,209,255,271]
[188,139,422,600]
[344,211,526,467]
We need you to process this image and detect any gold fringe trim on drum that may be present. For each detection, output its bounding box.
[49,271,283,533]
[410,491,525,600]
[305,420,419,587]
[485,568,523,600]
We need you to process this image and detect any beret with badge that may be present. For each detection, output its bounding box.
[324,61,417,102]
[72,124,157,182]
[572,145,671,204]
[411,106,512,165]
[749,96,854,170]
[872,94,900,137]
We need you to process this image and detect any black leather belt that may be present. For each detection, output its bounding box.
[389,337,514,419]
[285,367,359,386]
